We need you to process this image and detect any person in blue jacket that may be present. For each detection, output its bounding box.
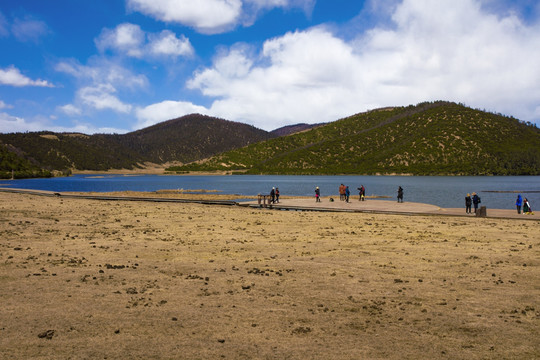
[472,192,480,213]
[516,194,522,214]
[345,186,350,203]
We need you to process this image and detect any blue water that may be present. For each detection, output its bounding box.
[1,175,539,210]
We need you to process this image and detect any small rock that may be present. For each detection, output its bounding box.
[38,330,55,340]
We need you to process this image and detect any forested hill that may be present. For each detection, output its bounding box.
[169,101,540,175]
[0,114,273,178]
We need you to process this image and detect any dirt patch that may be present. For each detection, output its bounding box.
[0,192,538,359]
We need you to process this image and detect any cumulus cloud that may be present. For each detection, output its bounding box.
[77,84,132,114]
[95,23,145,57]
[135,100,210,129]
[182,0,540,130]
[0,100,12,109]
[58,104,82,116]
[127,0,242,34]
[55,58,148,90]
[54,58,147,115]
[0,111,128,134]
[147,30,194,57]
[95,23,193,59]
[0,65,54,87]
[0,112,44,133]
[127,0,314,34]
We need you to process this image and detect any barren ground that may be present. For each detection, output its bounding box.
[0,192,539,359]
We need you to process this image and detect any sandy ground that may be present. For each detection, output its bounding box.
[0,191,539,359]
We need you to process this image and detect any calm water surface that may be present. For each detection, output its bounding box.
[2,175,539,210]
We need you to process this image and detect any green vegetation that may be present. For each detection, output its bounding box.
[169,102,540,175]
[0,144,52,179]
[0,114,272,177]
[3,104,540,178]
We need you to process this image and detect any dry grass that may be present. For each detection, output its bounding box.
[0,192,539,359]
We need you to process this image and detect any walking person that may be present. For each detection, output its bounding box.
[397,186,404,203]
[275,187,280,203]
[315,187,321,202]
[465,193,472,214]
[270,187,275,204]
[345,186,350,203]
[516,194,522,214]
[472,192,480,213]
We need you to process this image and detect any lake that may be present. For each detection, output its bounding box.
[2,174,539,210]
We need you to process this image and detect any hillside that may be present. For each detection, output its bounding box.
[0,114,272,176]
[168,101,540,175]
[0,143,53,179]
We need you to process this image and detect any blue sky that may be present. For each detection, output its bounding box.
[1,0,539,134]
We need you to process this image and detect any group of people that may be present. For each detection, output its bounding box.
[338,184,351,202]
[515,194,533,215]
[464,192,481,213]
[465,193,534,215]
[314,184,403,203]
[269,187,280,204]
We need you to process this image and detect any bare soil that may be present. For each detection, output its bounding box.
[0,192,539,359]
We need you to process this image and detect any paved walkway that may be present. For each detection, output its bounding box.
[244,197,540,220]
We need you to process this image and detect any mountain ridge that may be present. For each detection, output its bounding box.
[2,101,540,178]
[168,101,540,176]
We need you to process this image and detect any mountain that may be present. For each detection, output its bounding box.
[270,123,323,137]
[167,101,540,175]
[0,114,273,178]
[118,114,273,163]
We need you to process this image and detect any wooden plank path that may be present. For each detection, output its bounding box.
[1,188,538,220]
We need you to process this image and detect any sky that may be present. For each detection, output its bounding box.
[1,0,539,134]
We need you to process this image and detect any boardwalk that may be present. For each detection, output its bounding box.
[243,197,540,220]
[1,188,538,220]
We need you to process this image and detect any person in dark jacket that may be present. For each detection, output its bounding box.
[315,187,321,202]
[345,186,350,203]
[523,198,532,214]
[465,193,472,214]
[397,186,403,203]
[516,194,522,214]
[472,192,480,213]
[357,185,365,201]
[270,187,275,204]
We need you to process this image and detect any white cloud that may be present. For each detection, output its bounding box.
[11,16,50,43]
[184,0,540,130]
[58,104,82,116]
[135,100,210,129]
[0,112,40,133]
[78,84,132,114]
[0,100,12,109]
[0,65,54,87]
[148,30,194,57]
[95,23,145,57]
[127,0,314,34]
[55,58,148,90]
[127,0,242,34]
[95,23,193,59]
[0,111,128,134]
